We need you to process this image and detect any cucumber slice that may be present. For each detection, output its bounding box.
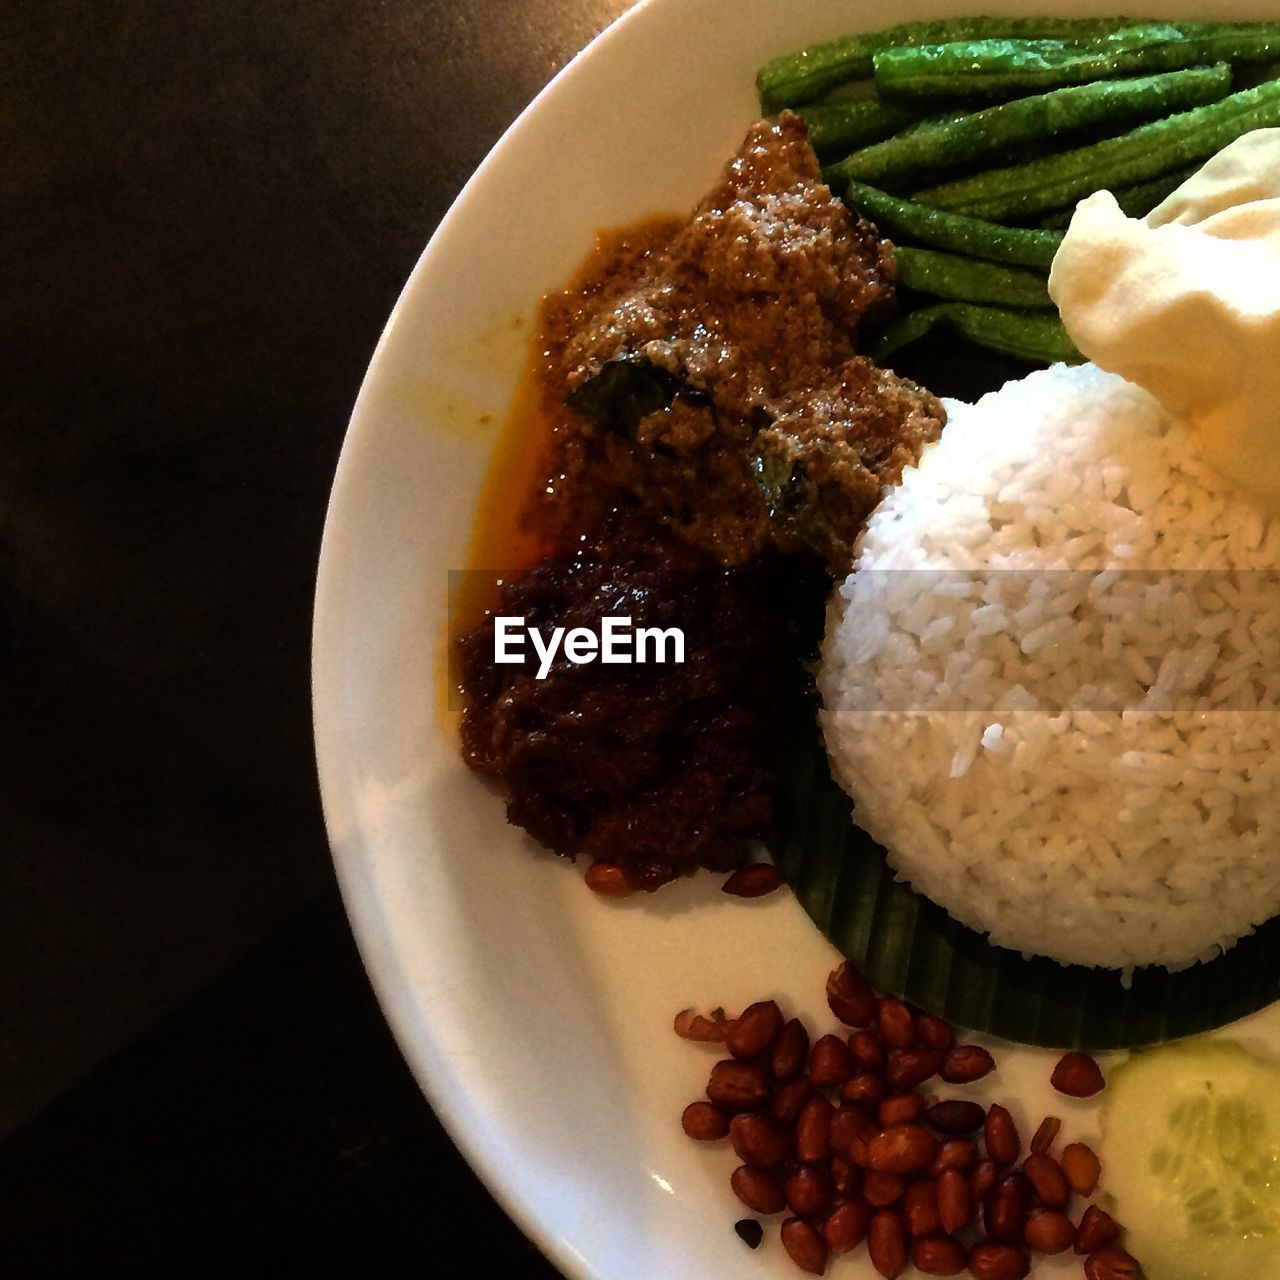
[1104,1040,1280,1279]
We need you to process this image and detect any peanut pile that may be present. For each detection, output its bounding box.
[676,963,1140,1279]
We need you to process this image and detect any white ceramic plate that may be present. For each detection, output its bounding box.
[313,1,1280,1275]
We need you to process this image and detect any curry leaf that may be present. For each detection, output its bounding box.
[564,354,685,440]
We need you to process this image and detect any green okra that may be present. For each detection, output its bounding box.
[894,247,1052,309]
[874,22,1280,103]
[844,181,1064,270]
[1039,165,1198,228]
[912,79,1280,221]
[756,16,1141,111]
[871,303,1083,365]
[797,100,921,155]
[829,65,1232,187]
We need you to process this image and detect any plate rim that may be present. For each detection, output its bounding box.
[310,4,664,1274]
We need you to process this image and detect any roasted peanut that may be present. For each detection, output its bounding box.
[810,1034,854,1087]
[912,1233,967,1275]
[931,1139,979,1176]
[848,1029,888,1074]
[722,863,784,897]
[904,1179,941,1237]
[796,1095,834,1164]
[1074,1205,1120,1255]
[969,1158,998,1204]
[786,1165,833,1219]
[780,1216,829,1276]
[1022,1153,1069,1208]
[681,1100,729,1140]
[916,1013,956,1051]
[866,1124,940,1174]
[674,1007,731,1043]
[927,1100,986,1136]
[863,1170,908,1207]
[842,1071,887,1109]
[707,1059,769,1110]
[585,862,633,896]
[830,1104,876,1161]
[823,1199,870,1253]
[771,1018,811,1082]
[937,1167,972,1234]
[967,1242,1030,1280]
[827,961,876,1027]
[1023,1207,1076,1254]
[879,1093,926,1127]
[730,1113,791,1171]
[1029,1115,1061,1155]
[868,1209,909,1279]
[728,999,784,1060]
[877,998,917,1050]
[730,1164,786,1215]
[940,1044,996,1084]
[1084,1245,1140,1280]
[830,1153,860,1199]
[984,1104,1021,1167]
[887,1049,943,1091]
[770,1077,813,1126]
[983,1172,1031,1244]
[1051,1050,1105,1098]
[1062,1142,1102,1197]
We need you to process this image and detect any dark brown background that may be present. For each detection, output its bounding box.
[2,0,631,1271]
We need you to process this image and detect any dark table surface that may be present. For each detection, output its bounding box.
[3,1,631,1271]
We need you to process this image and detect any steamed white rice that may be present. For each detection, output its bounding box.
[819,362,1280,970]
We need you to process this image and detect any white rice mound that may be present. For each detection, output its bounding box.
[819,362,1280,971]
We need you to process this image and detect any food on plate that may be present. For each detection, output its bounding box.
[1051,1053,1107,1099]
[819,361,1280,971]
[891,250,1052,309]
[756,17,1145,111]
[451,0,1280,1014]
[458,517,789,891]
[1039,165,1196,227]
[1051,127,1280,501]
[828,66,1234,188]
[798,100,919,156]
[677,962,1126,1276]
[1103,1039,1280,1279]
[796,19,1280,359]
[872,23,1280,103]
[540,114,944,570]
[840,184,1063,269]
[911,79,1280,220]
[451,21,1280,1270]
[460,11,1280,999]
[871,301,1079,362]
[459,113,944,892]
